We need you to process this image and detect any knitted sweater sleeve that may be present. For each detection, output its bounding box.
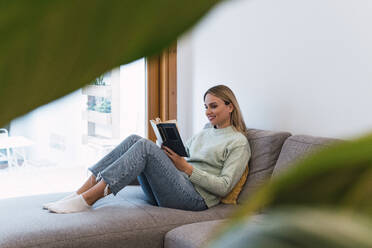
[189,143,250,197]
[185,135,194,158]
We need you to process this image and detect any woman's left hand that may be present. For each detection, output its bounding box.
[162,145,193,175]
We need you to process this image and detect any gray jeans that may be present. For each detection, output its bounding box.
[88,135,207,211]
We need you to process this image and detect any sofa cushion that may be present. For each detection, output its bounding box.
[0,186,236,248]
[272,135,341,177]
[164,214,266,248]
[202,124,291,204]
[221,164,249,204]
[238,129,291,203]
[164,219,225,248]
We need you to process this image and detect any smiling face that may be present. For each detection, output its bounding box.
[204,93,234,129]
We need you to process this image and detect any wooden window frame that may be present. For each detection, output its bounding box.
[147,43,177,141]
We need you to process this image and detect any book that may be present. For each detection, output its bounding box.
[150,117,188,157]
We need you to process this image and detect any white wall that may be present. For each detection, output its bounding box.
[119,58,146,139]
[178,0,372,140]
[177,33,195,141]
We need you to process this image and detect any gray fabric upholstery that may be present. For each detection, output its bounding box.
[238,129,291,203]
[1,129,344,248]
[0,186,236,248]
[164,219,225,248]
[272,135,340,177]
[164,215,266,248]
[203,124,291,203]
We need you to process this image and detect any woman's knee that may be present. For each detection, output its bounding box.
[137,138,157,148]
[119,134,142,147]
[135,138,162,157]
[128,134,142,141]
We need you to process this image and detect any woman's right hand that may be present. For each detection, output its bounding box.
[162,145,193,176]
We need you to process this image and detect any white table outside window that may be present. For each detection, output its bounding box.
[0,136,34,167]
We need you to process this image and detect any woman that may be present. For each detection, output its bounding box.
[44,85,251,213]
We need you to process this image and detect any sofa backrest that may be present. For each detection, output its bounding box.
[201,123,342,204]
[237,129,291,204]
[202,123,291,203]
[272,134,341,177]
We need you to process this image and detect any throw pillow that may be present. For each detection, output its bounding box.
[221,164,249,204]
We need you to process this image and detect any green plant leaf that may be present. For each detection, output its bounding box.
[227,132,372,227]
[0,0,221,126]
[207,208,372,248]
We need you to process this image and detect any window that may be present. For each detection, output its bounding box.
[0,43,177,200]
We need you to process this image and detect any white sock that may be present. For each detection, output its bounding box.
[48,195,90,214]
[42,192,78,210]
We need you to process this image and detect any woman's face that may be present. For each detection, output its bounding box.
[204,93,234,129]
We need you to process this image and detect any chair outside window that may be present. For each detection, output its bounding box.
[0,129,12,167]
[0,128,34,168]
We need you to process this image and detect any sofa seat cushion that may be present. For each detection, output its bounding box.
[272,135,341,177]
[164,219,224,248]
[0,186,236,248]
[164,215,266,248]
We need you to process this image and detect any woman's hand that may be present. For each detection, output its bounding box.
[162,145,193,176]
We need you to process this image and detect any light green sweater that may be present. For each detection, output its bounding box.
[185,125,251,208]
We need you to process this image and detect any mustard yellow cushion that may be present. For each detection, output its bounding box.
[221,165,249,204]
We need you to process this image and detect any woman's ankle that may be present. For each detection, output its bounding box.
[76,175,97,195]
[81,193,94,206]
[81,180,108,206]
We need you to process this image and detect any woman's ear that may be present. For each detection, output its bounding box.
[228,104,234,113]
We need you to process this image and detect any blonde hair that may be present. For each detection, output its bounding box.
[203,85,247,136]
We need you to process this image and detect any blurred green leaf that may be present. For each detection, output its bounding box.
[0,0,221,126]
[207,208,372,248]
[227,132,372,227]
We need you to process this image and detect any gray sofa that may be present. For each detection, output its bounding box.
[0,129,338,248]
